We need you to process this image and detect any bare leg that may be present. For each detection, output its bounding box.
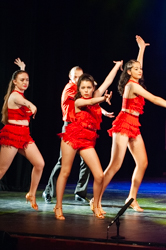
[55,140,77,219]
[19,142,45,196]
[126,134,148,211]
[0,146,18,179]
[19,143,44,210]
[99,133,129,204]
[80,148,104,218]
[80,148,103,206]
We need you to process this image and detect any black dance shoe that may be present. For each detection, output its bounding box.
[42,191,52,204]
[75,194,89,203]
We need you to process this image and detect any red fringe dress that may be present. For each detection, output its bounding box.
[108,86,145,138]
[0,91,34,149]
[58,103,102,150]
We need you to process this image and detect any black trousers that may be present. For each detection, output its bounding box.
[44,122,90,198]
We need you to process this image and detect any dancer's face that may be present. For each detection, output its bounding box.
[70,69,83,84]
[79,80,94,98]
[127,62,142,81]
[13,72,29,92]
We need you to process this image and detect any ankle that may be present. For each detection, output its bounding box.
[27,192,35,197]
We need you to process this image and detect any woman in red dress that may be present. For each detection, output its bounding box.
[0,70,45,210]
[54,61,123,220]
[98,37,166,213]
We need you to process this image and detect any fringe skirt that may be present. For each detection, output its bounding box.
[107,111,141,138]
[58,122,98,150]
[0,123,34,149]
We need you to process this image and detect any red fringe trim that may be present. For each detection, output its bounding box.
[0,124,34,149]
[108,111,141,138]
[58,123,98,150]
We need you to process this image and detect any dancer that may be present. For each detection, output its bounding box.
[54,60,123,220]
[42,65,116,204]
[97,36,166,213]
[42,66,90,203]
[0,69,45,210]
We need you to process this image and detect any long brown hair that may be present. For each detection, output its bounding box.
[118,59,145,96]
[1,70,28,124]
[74,73,96,100]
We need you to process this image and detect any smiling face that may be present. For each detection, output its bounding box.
[79,80,95,98]
[13,72,29,92]
[127,61,143,81]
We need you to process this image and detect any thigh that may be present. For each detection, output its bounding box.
[20,143,44,167]
[109,132,129,166]
[79,148,103,178]
[0,146,18,167]
[60,140,77,174]
[128,134,148,164]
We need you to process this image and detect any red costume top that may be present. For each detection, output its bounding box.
[107,80,145,138]
[122,96,145,114]
[0,90,34,149]
[59,101,102,150]
[122,79,145,114]
[8,90,32,122]
[61,81,77,122]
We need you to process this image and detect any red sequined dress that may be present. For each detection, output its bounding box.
[108,80,145,138]
[59,102,102,150]
[0,90,34,149]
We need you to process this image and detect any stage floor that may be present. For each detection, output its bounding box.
[0,178,166,249]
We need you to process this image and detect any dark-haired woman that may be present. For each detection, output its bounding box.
[98,36,166,212]
[0,70,45,210]
[54,61,123,220]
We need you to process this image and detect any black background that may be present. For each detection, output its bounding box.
[0,0,166,190]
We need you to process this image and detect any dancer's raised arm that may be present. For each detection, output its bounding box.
[94,60,123,97]
[136,35,150,68]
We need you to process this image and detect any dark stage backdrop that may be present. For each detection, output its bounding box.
[0,0,166,191]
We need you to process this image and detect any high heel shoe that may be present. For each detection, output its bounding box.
[99,205,106,215]
[93,207,104,219]
[125,198,144,212]
[53,206,65,220]
[25,193,38,210]
[90,198,106,214]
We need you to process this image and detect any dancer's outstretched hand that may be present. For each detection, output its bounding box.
[104,111,114,118]
[113,60,123,71]
[104,90,113,105]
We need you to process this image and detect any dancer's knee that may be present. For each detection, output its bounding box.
[60,167,71,179]
[105,161,121,176]
[95,172,104,184]
[139,158,148,171]
[35,158,45,171]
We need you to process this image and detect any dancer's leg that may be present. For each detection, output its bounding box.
[100,133,129,202]
[80,148,104,217]
[0,146,18,179]
[56,140,77,209]
[126,134,148,210]
[19,143,45,196]
[74,156,90,199]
